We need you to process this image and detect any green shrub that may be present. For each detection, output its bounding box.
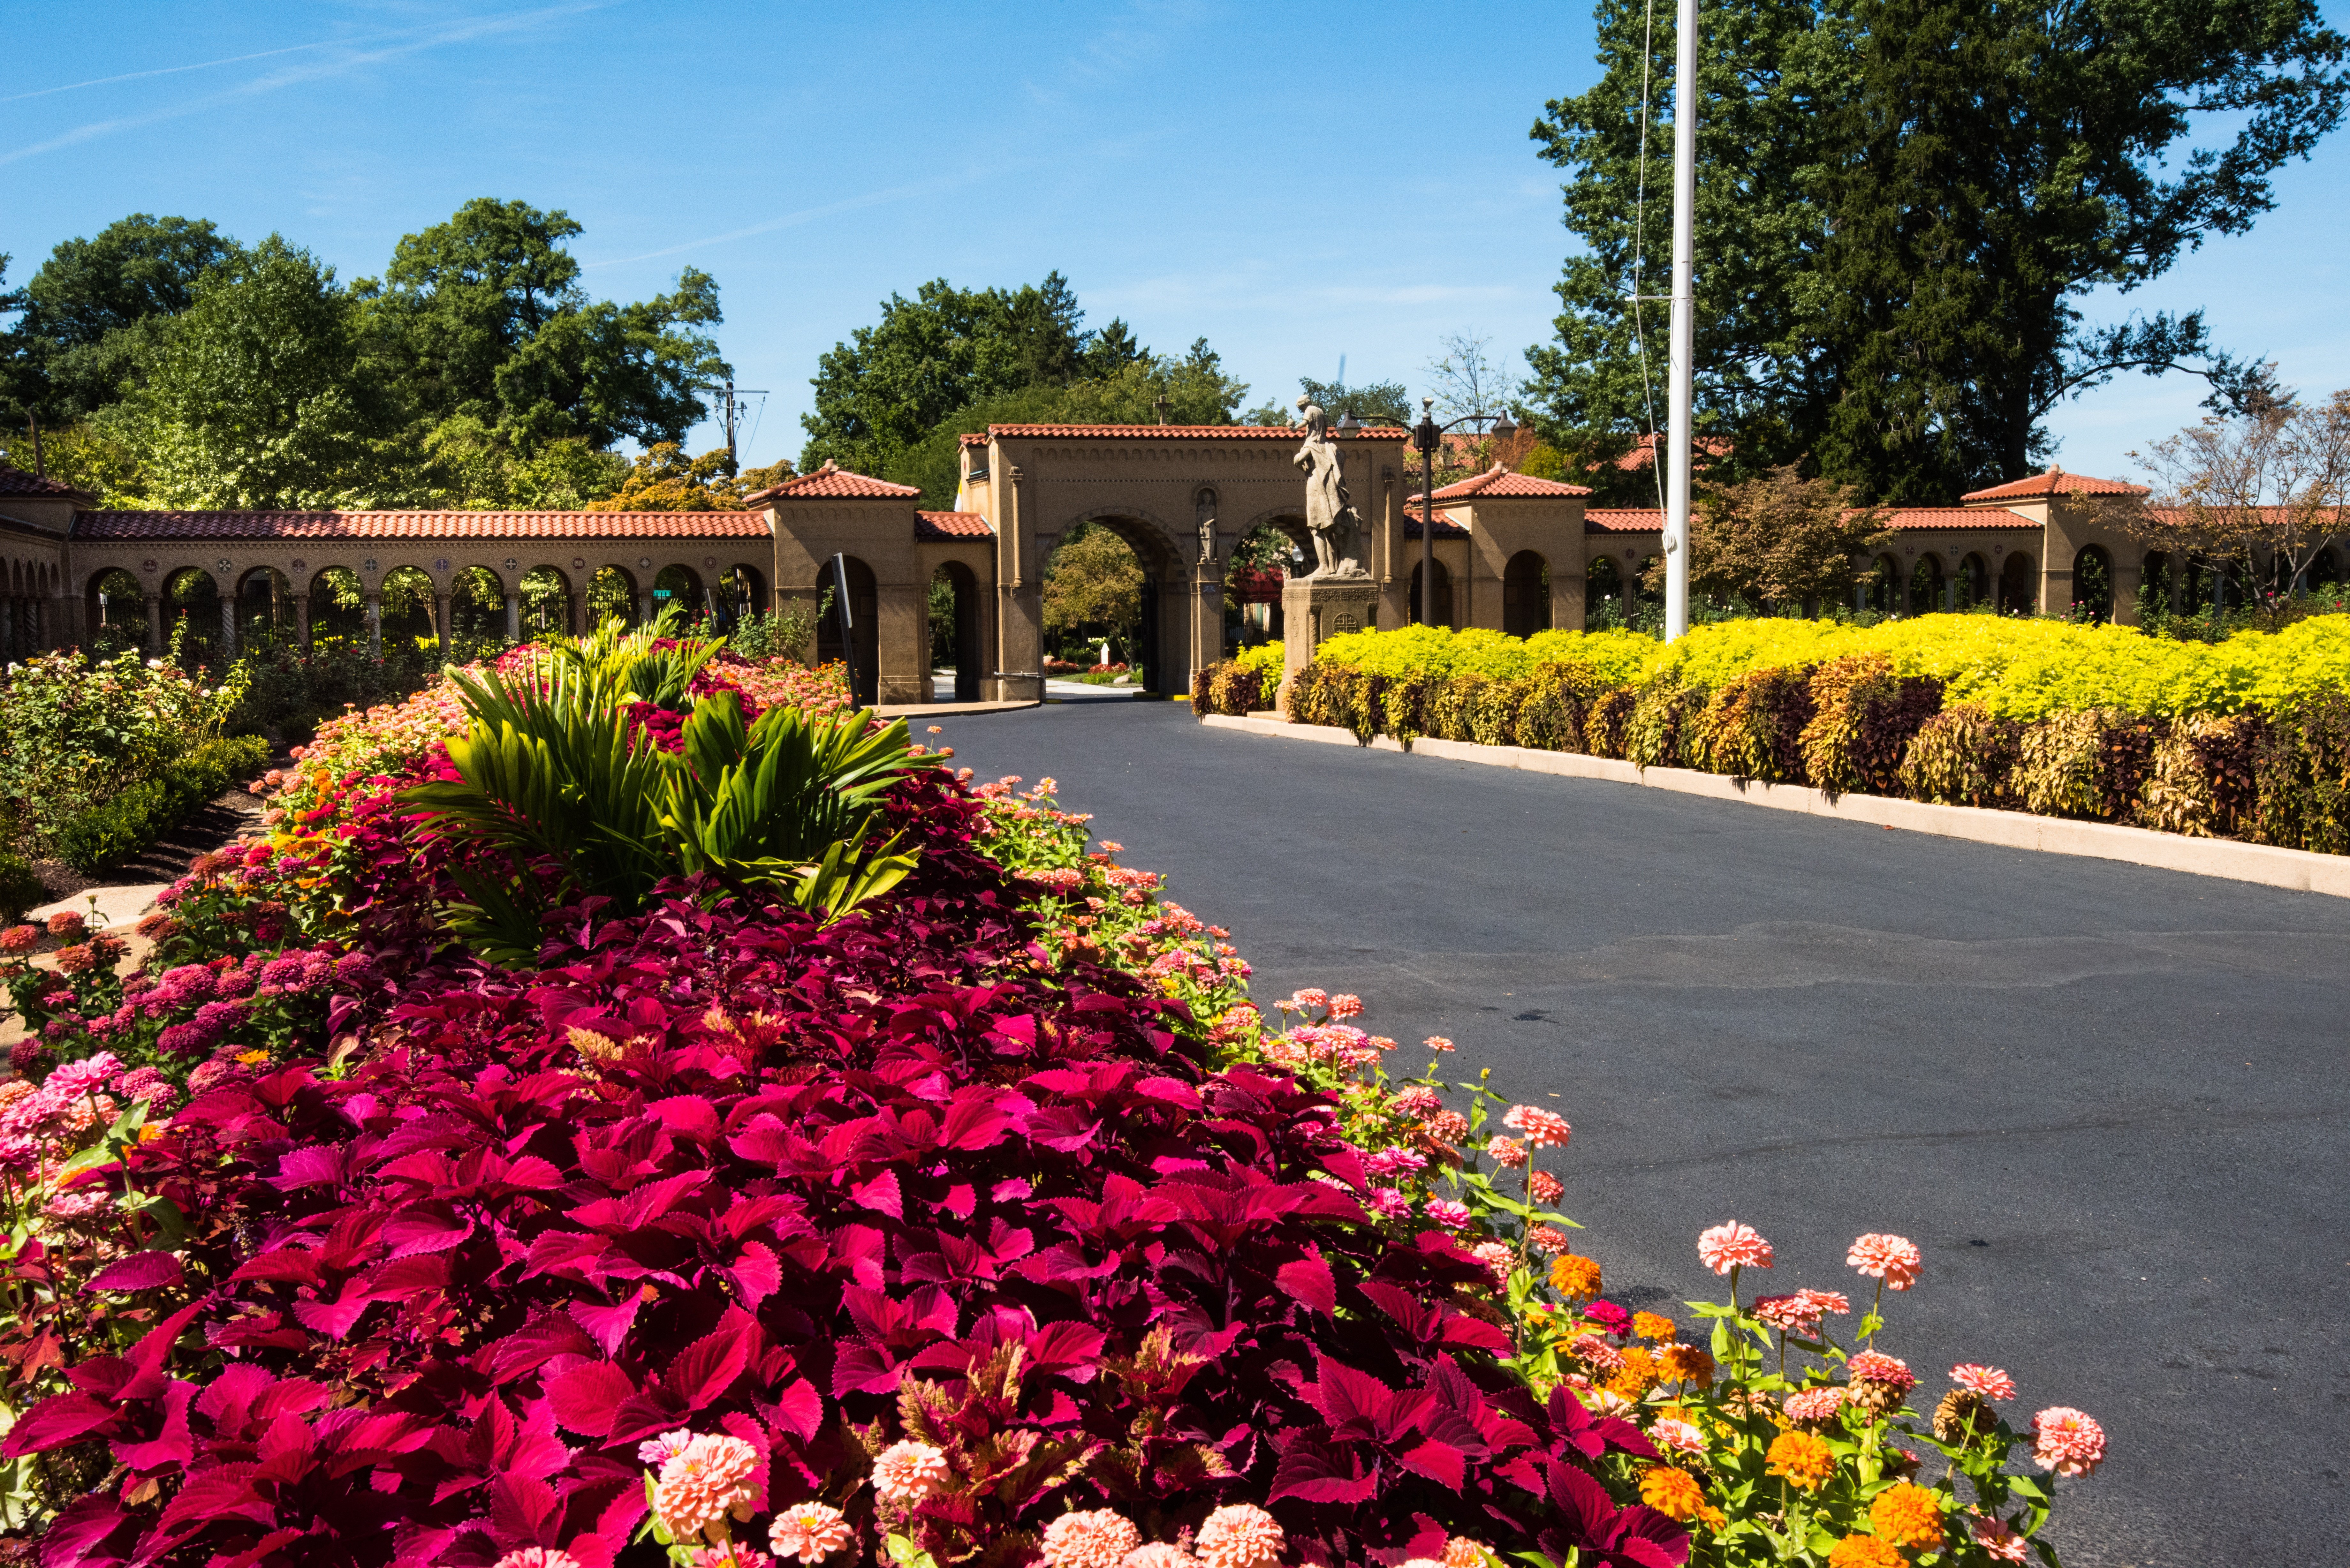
[1378,671,1433,749]
[2140,712,2262,837]
[1899,703,2022,809]
[51,735,274,875]
[1626,678,1709,770]
[1427,674,1485,743]
[1800,654,1944,797]
[2012,710,2158,822]
[2248,695,2350,852]
[0,852,43,923]
[1466,678,1526,748]
[1690,666,1816,782]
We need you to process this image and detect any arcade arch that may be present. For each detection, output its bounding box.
[1408,558,1455,628]
[588,565,637,628]
[519,567,574,639]
[2000,552,2036,614]
[1502,551,1550,637]
[1906,554,1944,615]
[2071,545,2114,622]
[931,561,982,702]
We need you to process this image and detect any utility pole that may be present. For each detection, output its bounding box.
[1664,0,1697,642]
[715,378,768,470]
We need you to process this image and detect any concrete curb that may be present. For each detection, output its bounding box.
[1203,713,2350,898]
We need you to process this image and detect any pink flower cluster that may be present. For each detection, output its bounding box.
[1846,1232,1922,1290]
[2030,1407,2107,1477]
[1847,1351,1917,1392]
[1500,1104,1571,1147]
[652,1433,761,1537]
[1783,1386,1847,1422]
[1484,1135,1528,1168]
[1951,1363,2017,1401]
[768,1502,853,1563]
[1389,1085,1443,1118]
[871,1439,950,1503]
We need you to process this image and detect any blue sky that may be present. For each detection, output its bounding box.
[6,0,2346,488]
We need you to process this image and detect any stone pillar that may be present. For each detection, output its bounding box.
[1279,573,1381,714]
[505,592,521,643]
[365,593,383,660]
[269,575,284,630]
[637,590,655,626]
[295,593,311,649]
[145,595,163,652]
[0,599,15,658]
[570,593,586,637]
[434,592,451,656]
[219,595,237,658]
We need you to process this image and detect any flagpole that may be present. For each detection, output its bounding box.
[1664,0,1696,642]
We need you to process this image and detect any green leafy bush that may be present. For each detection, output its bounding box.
[51,734,272,874]
[1690,665,1817,782]
[1898,703,2021,809]
[1627,677,1709,770]
[0,853,42,923]
[1799,654,1944,797]
[2247,696,2350,853]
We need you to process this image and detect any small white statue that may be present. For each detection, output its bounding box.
[1292,397,1367,577]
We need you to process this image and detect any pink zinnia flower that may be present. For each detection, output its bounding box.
[1651,1417,1706,1457]
[1389,1085,1443,1118]
[1288,989,1329,1012]
[1846,1233,1922,1291]
[1848,1351,1917,1392]
[1425,1199,1471,1229]
[1528,1224,1572,1255]
[1951,1364,2017,1401]
[1751,1294,1820,1334]
[1527,1170,1563,1205]
[1796,1287,1851,1317]
[1195,1503,1285,1568]
[1369,1187,1413,1220]
[1424,1035,1455,1052]
[654,1433,761,1537]
[1696,1220,1773,1275]
[638,1429,695,1466]
[1327,993,1364,1018]
[1042,1510,1142,1568]
[1968,1514,2031,1563]
[1501,1104,1572,1147]
[1783,1386,1847,1422]
[769,1502,854,1563]
[2030,1407,2106,1477]
[1570,1334,1625,1372]
[871,1439,950,1502]
[1485,1135,1528,1168]
[1122,1548,1199,1568]
[493,1551,583,1568]
[1425,1110,1470,1144]
[1471,1240,1514,1285]
[0,927,37,954]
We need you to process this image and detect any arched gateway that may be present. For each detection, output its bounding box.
[0,447,2206,698]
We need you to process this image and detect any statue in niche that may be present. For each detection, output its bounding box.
[1195,486,1217,563]
[1292,397,1367,577]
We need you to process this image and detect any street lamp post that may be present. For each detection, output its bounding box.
[1340,399,1514,626]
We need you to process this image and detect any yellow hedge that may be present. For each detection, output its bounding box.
[1312,615,2350,721]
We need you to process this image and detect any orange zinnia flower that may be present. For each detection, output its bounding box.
[1766,1430,1836,1491]
[1869,1482,1945,1550]
[1638,1466,1705,1521]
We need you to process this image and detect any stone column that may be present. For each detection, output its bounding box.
[570,593,586,637]
[145,595,163,652]
[295,593,311,650]
[637,589,655,626]
[1279,574,1380,712]
[269,575,284,631]
[434,592,451,656]
[365,593,383,660]
[0,599,14,658]
[219,595,237,658]
[504,592,521,643]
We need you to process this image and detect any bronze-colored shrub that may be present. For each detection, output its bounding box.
[1331,667,1387,745]
[2140,712,2263,837]
[1626,678,1709,770]
[1380,672,1432,749]
[2248,695,2350,853]
[1515,661,1618,753]
[1190,664,1215,718]
[1283,661,1328,726]
[2012,710,2157,821]
[1690,665,1817,782]
[1899,702,2021,808]
[1428,674,1487,744]
[1800,654,1945,796]
[1584,688,1637,760]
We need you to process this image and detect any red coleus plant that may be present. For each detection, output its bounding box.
[13,776,1680,1568]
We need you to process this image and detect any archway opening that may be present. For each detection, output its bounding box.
[724,563,768,622]
[1868,553,1902,614]
[1043,522,1151,688]
[381,566,437,651]
[451,567,506,649]
[2306,546,2345,598]
[815,555,880,705]
[163,568,221,669]
[654,564,704,627]
[2071,545,2113,623]
[1225,521,1305,653]
[519,567,573,640]
[931,561,982,702]
[1999,552,2035,614]
[1585,556,1624,628]
[236,567,290,648]
[1504,551,1550,637]
[588,566,637,630]
[307,568,365,646]
[1907,554,1944,616]
[87,568,144,657]
[1408,558,1455,628]
[1956,553,1990,610]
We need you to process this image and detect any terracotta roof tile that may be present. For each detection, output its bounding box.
[986,423,1410,441]
[1431,464,1593,500]
[1883,507,2037,531]
[71,510,770,542]
[754,461,920,501]
[0,462,87,499]
[1960,467,2148,502]
[916,510,993,540]
[1402,504,1470,539]
[1584,509,1664,533]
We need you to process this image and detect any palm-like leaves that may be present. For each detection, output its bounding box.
[401,618,927,965]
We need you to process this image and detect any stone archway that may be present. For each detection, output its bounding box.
[1503,550,1549,637]
[1044,511,1189,696]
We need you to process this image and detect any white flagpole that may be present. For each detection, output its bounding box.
[1664,0,1697,642]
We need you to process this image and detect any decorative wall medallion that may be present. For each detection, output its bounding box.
[571,557,585,570]
[503,558,518,572]
[702,555,716,568]
[1993,544,2005,554]
[362,559,379,574]
[637,556,652,570]
[433,557,450,574]
[1332,611,1361,635]
[140,559,156,574]
[1905,544,1916,554]
[290,558,305,572]
[215,558,232,573]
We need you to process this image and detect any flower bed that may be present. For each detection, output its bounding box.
[1195,618,2350,854]
[0,625,2108,1568]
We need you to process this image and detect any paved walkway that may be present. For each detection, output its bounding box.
[933,700,2350,1568]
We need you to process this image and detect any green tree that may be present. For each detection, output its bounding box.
[358,198,726,453]
[105,237,392,509]
[1,214,245,421]
[1042,523,1144,659]
[1529,0,2346,501]
[1297,375,1411,426]
[1647,465,1889,608]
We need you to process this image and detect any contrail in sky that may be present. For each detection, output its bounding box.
[0,3,610,166]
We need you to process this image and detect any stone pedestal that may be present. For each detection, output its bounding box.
[1279,572,1380,708]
